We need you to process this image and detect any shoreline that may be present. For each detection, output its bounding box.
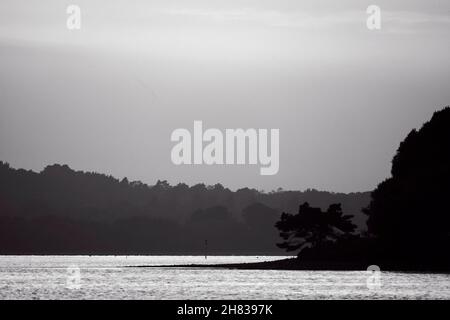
[130,258,450,273]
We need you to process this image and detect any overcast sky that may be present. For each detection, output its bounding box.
[0,0,449,192]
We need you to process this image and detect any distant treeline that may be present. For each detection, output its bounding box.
[0,162,369,254]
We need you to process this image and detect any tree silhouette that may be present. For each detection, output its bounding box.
[364,106,450,260]
[275,202,356,255]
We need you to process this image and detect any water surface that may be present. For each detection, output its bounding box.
[0,256,448,299]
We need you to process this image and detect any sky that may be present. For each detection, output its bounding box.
[0,0,449,192]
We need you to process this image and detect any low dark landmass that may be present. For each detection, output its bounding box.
[133,258,450,273]
[0,160,369,255]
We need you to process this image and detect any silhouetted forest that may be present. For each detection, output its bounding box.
[0,161,369,254]
[2,107,448,269]
[276,202,356,253]
[364,106,450,266]
[273,107,450,270]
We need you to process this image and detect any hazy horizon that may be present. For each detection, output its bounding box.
[1,0,449,193]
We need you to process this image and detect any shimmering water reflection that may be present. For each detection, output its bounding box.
[0,256,448,299]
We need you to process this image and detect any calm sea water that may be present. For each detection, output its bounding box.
[0,256,449,299]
